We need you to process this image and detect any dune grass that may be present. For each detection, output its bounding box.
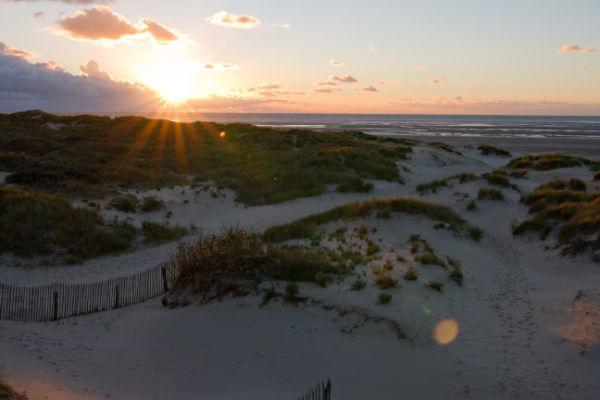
[416,172,477,195]
[163,228,350,306]
[513,179,599,255]
[141,221,189,244]
[478,144,511,157]
[507,153,598,171]
[0,187,136,261]
[0,110,413,205]
[263,197,481,242]
[478,188,505,201]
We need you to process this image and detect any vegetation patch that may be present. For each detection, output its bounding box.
[263,197,480,242]
[403,266,419,281]
[430,142,461,155]
[0,379,27,400]
[416,172,477,195]
[513,179,600,256]
[478,188,505,201]
[109,194,139,213]
[478,144,511,157]
[140,196,166,212]
[0,110,413,205]
[141,221,189,244]
[0,187,136,261]
[507,153,597,171]
[377,292,393,304]
[163,228,350,306]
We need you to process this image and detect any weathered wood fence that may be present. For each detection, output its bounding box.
[0,261,177,322]
[297,379,332,400]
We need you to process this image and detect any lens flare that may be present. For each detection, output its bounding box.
[433,318,460,345]
[219,131,227,138]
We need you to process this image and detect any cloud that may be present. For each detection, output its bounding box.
[377,78,402,86]
[0,42,33,59]
[330,74,358,83]
[207,11,261,29]
[559,44,598,54]
[53,6,180,44]
[80,60,111,80]
[3,0,113,3]
[314,88,342,93]
[317,81,337,86]
[0,46,160,113]
[429,76,446,84]
[330,59,344,67]
[414,65,426,72]
[273,22,290,29]
[33,11,45,18]
[203,63,239,72]
[354,86,378,93]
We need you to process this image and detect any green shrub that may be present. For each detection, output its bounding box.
[478,188,504,201]
[467,200,477,211]
[0,187,136,260]
[351,278,366,291]
[164,228,348,305]
[375,273,398,289]
[109,194,139,213]
[513,181,600,256]
[483,171,510,187]
[427,281,444,292]
[478,144,511,157]
[141,196,165,212]
[284,282,300,302]
[403,266,418,281]
[141,221,189,243]
[447,257,464,286]
[377,292,393,304]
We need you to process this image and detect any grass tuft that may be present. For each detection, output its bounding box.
[478,188,504,201]
[377,292,393,304]
[507,153,596,171]
[478,144,511,157]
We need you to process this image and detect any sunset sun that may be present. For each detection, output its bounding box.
[140,65,197,103]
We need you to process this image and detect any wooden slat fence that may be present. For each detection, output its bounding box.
[297,379,332,400]
[0,261,177,322]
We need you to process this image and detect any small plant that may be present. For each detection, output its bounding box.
[468,227,483,241]
[109,194,139,213]
[415,252,447,268]
[403,266,418,281]
[427,281,444,292]
[478,188,504,201]
[447,257,464,286]
[434,222,447,230]
[260,286,276,307]
[466,200,477,211]
[478,144,511,157]
[366,240,381,256]
[141,221,189,243]
[483,171,510,187]
[351,278,367,291]
[377,292,393,304]
[284,282,299,302]
[315,271,332,287]
[356,225,369,240]
[375,273,398,289]
[382,259,395,270]
[140,196,165,212]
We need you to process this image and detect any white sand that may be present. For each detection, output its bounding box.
[1,144,599,399]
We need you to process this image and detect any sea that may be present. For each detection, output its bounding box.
[155,114,600,140]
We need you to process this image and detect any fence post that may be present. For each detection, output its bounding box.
[161,266,168,292]
[52,291,58,321]
[114,285,120,309]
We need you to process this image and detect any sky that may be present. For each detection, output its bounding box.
[0,0,599,115]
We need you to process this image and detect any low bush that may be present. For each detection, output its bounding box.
[163,228,349,305]
[109,194,139,213]
[483,171,510,187]
[141,221,189,244]
[141,196,165,212]
[403,266,418,281]
[427,281,444,292]
[478,144,511,157]
[507,153,595,171]
[377,292,393,304]
[513,180,600,256]
[351,278,366,291]
[0,187,136,260]
[467,200,477,211]
[478,188,504,201]
[375,273,398,289]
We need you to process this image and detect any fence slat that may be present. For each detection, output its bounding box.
[0,261,176,322]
